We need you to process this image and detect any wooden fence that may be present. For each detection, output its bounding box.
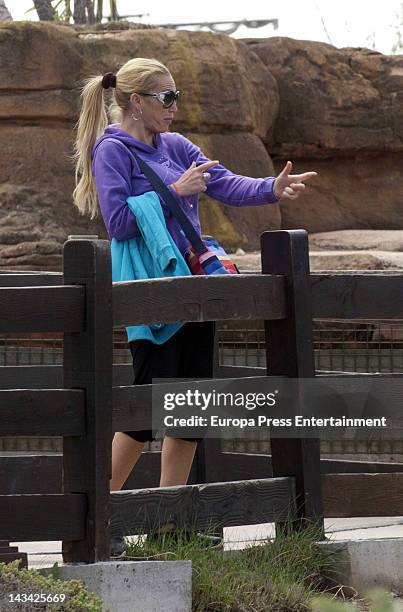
[1,230,403,565]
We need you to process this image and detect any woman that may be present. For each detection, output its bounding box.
[73,57,317,515]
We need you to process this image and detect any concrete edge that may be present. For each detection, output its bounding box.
[40,560,192,612]
[317,538,403,595]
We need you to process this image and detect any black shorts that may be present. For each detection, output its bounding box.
[124,321,216,443]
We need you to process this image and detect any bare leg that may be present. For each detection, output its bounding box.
[110,432,145,491]
[160,437,197,487]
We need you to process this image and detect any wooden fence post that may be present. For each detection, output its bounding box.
[0,541,27,568]
[261,229,324,532]
[62,239,113,562]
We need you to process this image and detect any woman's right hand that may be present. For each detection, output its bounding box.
[172,160,220,197]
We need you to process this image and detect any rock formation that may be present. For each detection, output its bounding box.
[0,23,402,270]
[0,22,280,269]
[231,230,403,272]
[243,37,403,233]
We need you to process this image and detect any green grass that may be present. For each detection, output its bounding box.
[311,589,403,611]
[123,521,340,612]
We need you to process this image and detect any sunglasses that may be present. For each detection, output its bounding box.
[136,90,180,109]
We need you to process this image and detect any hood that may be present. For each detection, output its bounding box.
[92,124,162,159]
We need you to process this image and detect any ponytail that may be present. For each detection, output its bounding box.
[73,75,108,219]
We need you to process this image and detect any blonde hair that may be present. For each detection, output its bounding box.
[73,58,171,219]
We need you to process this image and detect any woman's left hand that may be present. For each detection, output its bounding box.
[273,161,318,200]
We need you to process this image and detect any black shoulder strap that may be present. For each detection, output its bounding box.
[104,137,207,256]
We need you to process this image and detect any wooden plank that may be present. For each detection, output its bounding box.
[112,375,403,443]
[110,477,295,537]
[0,546,18,555]
[311,273,403,319]
[0,542,28,568]
[0,389,85,436]
[113,274,286,326]
[229,271,403,319]
[113,363,133,386]
[0,286,85,332]
[0,273,63,287]
[217,365,266,378]
[217,319,264,330]
[320,458,403,474]
[190,452,403,483]
[0,494,86,541]
[322,473,403,517]
[0,455,63,494]
[2,273,402,332]
[63,239,113,563]
[1,361,398,393]
[112,376,283,433]
[0,452,160,495]
[261,230,323,529]
[2,452,402,497]
[0,364,133,389]
[0,366,62,389]
[0,551,28,568]
[199,449,270,483]
[113,385,153,432]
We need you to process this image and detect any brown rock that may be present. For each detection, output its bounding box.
[342,47,403,146]
[0,23,276,136]
[244,37,403,156]
[309,251,403,271]
[78,28,278,138]
[0,125,104,271]
[0,183,107,271]
[0,22,83,90]
[272,153,402,233]
[229,248,403,273]
[0,90,79,122]
[184,132,281,250]
[241,38,403,233]
[309,230,403,252]
[0,240,62,270]
[1,24,402,270]
[0,22,279,270]
[0,126,74,187]
[88,21,156,32]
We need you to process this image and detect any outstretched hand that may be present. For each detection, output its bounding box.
[273,161,318,200]
[172,160,220,197]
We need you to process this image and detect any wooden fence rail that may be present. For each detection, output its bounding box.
[110,477,296,537]
[0,389,85,436]
[113,274,286,325]
[2,456,403,523]
[1,229,402,565]
[0,286,85,333]
[3,270,403,320]
[0,494,86,541]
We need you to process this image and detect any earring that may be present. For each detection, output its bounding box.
[131,107,143,121]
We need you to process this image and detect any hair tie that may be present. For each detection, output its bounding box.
[102,72,117,89]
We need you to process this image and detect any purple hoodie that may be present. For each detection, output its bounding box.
[92,125,279,256]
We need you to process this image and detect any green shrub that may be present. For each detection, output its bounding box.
[310,589,403,611]
[0,561,102,611]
